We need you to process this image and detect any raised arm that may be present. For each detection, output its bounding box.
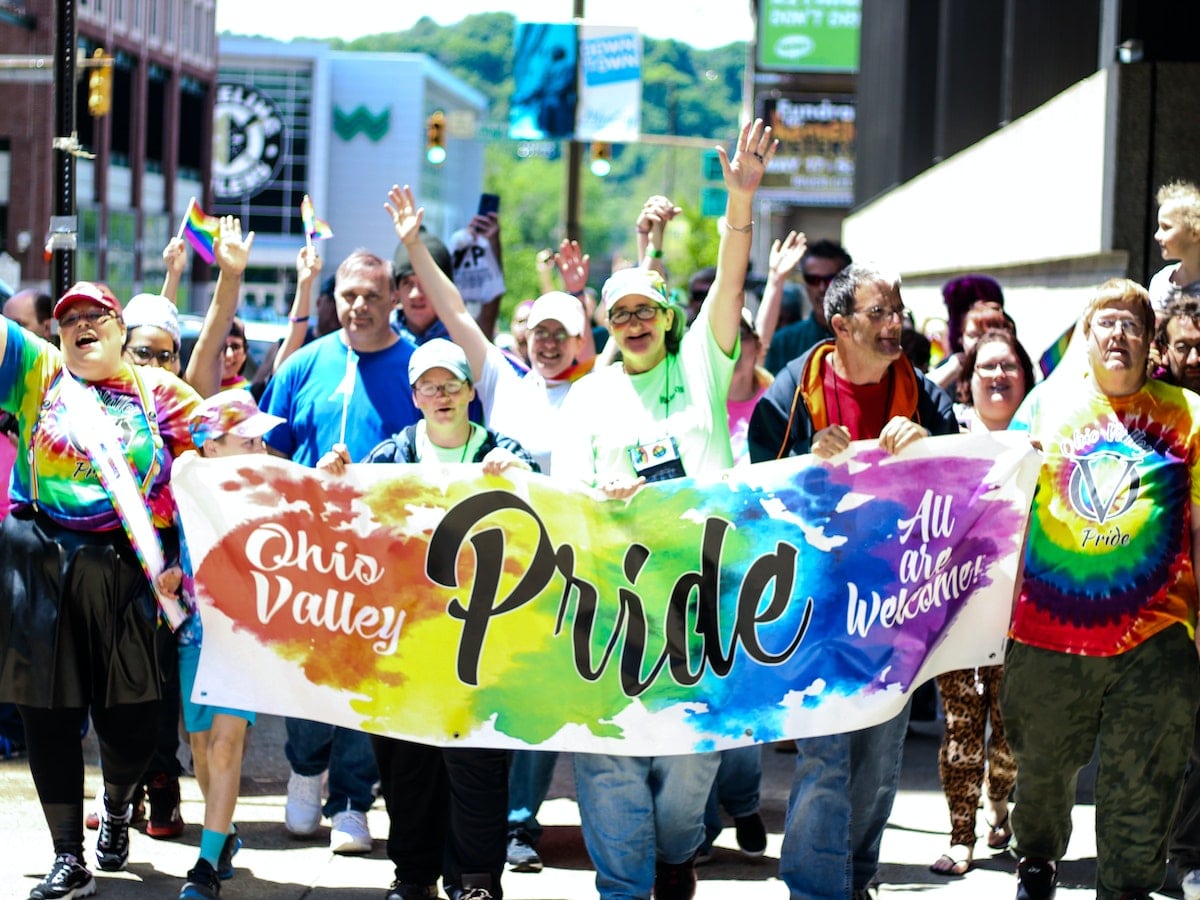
[635,195,681,280]
[184,216,254,397]
[160,237,188,303]
[273,245,322,374]
[554,238,596,361]
[756,230,807,353]
[707,119,777,356]
[385,184,490,381]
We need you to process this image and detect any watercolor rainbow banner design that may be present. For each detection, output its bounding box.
[172,431,1039,755]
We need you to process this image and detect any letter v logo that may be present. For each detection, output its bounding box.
[1068,451,1140,524]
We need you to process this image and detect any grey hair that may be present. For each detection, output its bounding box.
[824,263,903,323]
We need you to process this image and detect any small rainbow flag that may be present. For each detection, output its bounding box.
[1038,323,1074,378]
[301,195,334,241]
[180,197,219,264]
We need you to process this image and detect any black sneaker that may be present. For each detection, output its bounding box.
[448,874,495,900]
[653,857,697,900]
[179,858,220,899]
[506,827,543,872]
[216,831,241,880]
[1016,856,1057,900]
[96,802,132,871]
[146,773,185,839]
[734,812,767,856]
[29,853,96,899]
[384,882,437,900]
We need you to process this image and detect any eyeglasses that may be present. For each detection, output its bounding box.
[127,346,178,365]
[853,305,906,323]
[532,327,570,343]
[414,379,467,397]
[224,342,246,353]
[803,272,837,287]
[975,361,1021,377]
[609,305,663,326]
[1170,342,1200,358]
[60,309,115,329]
[1092,316,1145,338]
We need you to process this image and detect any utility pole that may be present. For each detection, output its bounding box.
[563,0,585,243]
[51,0,78,297]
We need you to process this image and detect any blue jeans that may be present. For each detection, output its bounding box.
[284,717,378,817]
[574,752,719,900]
[703,745,762,847]
[780,703,911,899]
[508,750,559,839]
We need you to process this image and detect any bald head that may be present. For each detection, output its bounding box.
[3,289,52,339]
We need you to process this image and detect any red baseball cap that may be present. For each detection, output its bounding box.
[53,281,123,320]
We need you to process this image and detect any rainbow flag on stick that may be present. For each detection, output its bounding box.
[1038,323,1074,378]
[177,197,219,264]
[300,195,333,243]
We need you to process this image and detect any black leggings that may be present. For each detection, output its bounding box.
[20,701,159,857]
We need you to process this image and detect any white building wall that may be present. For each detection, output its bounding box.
[842,69,1120,362]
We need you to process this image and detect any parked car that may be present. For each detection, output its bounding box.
[177,314,293,384]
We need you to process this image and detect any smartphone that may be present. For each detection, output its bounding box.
[477,193,501,217]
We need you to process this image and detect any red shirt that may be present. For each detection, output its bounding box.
[822,359,891,441]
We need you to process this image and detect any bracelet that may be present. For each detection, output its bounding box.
[718,216,754,234]
[569,289,585,298]
[646,248,664,259]
[288,315,309,323]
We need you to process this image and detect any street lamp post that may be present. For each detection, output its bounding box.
[52,0,78,297]
[564,0,585,243]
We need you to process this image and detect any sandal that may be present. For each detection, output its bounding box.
[987,812,1013,850]
[930,846,973,876]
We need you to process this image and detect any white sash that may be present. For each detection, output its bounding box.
[57,369,187,630]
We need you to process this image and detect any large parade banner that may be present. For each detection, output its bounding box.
[172,432,1039,755]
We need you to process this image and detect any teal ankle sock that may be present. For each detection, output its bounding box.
[199,828,226,866]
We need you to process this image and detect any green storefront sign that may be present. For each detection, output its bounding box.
[757,0,861,73]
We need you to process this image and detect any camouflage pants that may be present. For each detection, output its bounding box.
[1000,626,1200,900]
[1169,704,1200,870]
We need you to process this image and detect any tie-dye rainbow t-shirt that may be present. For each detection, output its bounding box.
[0,319,200,531]
[1009,374,1200,656]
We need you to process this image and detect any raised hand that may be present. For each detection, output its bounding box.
[769,231,808,279]
[215,216,254,274]
[162,237,187,278]
[554,239,590,295]
[296,245,322,282]
[385,184,424,245]
[718,118,778,197]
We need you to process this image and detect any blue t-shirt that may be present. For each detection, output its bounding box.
[261,332,421,465]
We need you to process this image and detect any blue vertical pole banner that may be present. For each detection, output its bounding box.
[509,23,579,141]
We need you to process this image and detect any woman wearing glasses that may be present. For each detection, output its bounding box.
[123,293,182,375]
[552,118,775,900]
[930,328,1035,877]
[0,281,201,899]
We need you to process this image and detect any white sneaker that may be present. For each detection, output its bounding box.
[329,809,372,854]
[1183,868,1200,900]
[284,771,324,836]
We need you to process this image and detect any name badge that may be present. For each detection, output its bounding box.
[628,437,686,483]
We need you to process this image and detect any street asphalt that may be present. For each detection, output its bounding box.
[0,714,1187,898]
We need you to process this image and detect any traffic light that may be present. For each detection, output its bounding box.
[87,49,112,117]
[425,111,446,166]
[589,142,612,177]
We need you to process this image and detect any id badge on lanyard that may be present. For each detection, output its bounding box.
[628,436,686,483]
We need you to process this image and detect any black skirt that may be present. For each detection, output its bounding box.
[0,508,177,708]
